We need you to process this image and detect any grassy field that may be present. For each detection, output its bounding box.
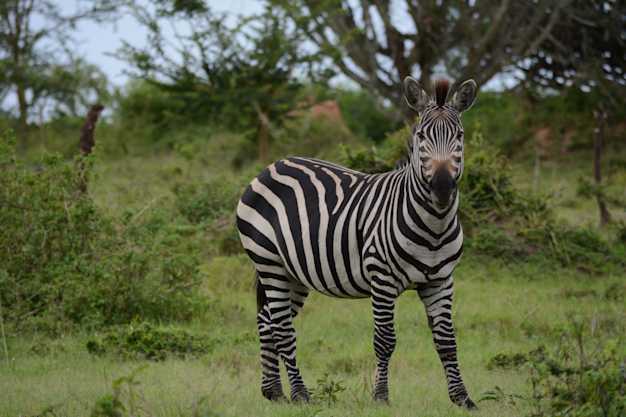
[2,139,624,417]
[2,254,623,417]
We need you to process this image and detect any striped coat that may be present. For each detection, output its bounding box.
[236,77,478,409]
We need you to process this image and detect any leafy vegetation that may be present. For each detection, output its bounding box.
[312,373,347,406]
[0,132,206,333]
[1,2,624,417]
[86,322,215,361]
[527,320,625,417]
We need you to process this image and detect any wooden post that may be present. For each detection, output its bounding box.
[78,104,104,193]
[593,107,611,227]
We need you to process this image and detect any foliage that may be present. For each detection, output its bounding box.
[173,174,246,256]
[0,131,206,333]
[487,347,546,371]
[113,81,190,146]
[527,320,625,417]
[272,0,576,108]
[339,123,626,272]
[312,373,346,406]
[118,3,330,159]
[335,89,400,143]
[86,321,215,361]
[90,365,221,417]
[90,366,145,417]
[0,0,116,134]
[520,0,626,106]
[338,125,409,173]
[173,176,244,225]
[479,385,525,407]
[275,115,359,161]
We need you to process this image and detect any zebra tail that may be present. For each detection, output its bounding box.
[255,273,266,313]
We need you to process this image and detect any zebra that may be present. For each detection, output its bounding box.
[236,76,478,409]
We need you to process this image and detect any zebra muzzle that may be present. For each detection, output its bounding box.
[431,167,456,208]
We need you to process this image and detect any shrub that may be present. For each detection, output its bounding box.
[173,176,244,225]
[487,347,546,370]
[0,131,206,333]
[338,125,408,173]
[522,223,626,272]
[172,175,246,257]
[86,321,215,361]
[335,88,400,143]
[527,320,625,417]
[338,123,626,272]
[274,115,360,161]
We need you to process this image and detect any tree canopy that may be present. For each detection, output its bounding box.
[270,0,626,111]
[0,0,116,137]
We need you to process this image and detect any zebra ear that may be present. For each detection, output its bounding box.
[404,76,429,114]
[451,79,477,113]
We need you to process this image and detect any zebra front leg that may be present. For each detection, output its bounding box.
[371,277,397,403]
[418,278,476,409]
[263,277,310,402]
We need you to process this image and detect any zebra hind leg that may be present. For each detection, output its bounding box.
[259,272,310,402]
[257,302,286,401]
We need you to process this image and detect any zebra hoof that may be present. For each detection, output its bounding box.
[373,390,389,404]
[463,397,478,410]
[262,387,286,402]
[291,389,310,403]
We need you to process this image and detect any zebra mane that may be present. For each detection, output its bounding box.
[434,79,450,107]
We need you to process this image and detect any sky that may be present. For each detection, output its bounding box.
[3,0,511,116]
[68,0,264,86]
[66,0,512,90]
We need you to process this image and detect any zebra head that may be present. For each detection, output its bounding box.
[403,77,477,209]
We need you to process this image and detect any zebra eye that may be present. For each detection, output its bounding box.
[417,131,425,141]
[456,131,464,140]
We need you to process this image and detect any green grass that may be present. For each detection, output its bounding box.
[510,149,626,227]
[1,257,623,417]
[3,130,624,416]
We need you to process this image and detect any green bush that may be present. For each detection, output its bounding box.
[172,175,246,256]
[86,321,215,361]
[0,132,206,333]
[338,125,409,173]
[527,320,625,417]
[173,176,244,225]
[339,124,626,272]
[336,88,400,143]
[274,115,361,161]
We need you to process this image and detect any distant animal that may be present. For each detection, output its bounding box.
[236,76,478,409]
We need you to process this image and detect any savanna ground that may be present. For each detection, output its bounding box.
[2,258,624,417]
[1,123,624,416]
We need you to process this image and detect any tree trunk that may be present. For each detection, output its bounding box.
[593,107,611,227]
[254,102,270,163]
[77,104,104,194]
[16,84,28,137]
[257,118,270,163]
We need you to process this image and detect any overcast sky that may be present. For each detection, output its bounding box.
[68,0,264,86]
[6,0,511,116]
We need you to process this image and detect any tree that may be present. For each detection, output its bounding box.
[518,0,626,226]
[518,1,625,104]
[270,0,573,112]
[118,2,328,161]
[0,0,116,140]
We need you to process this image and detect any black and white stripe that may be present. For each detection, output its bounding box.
[236,78,478,409]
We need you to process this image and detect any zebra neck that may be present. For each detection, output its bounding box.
[401,166,459,238]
